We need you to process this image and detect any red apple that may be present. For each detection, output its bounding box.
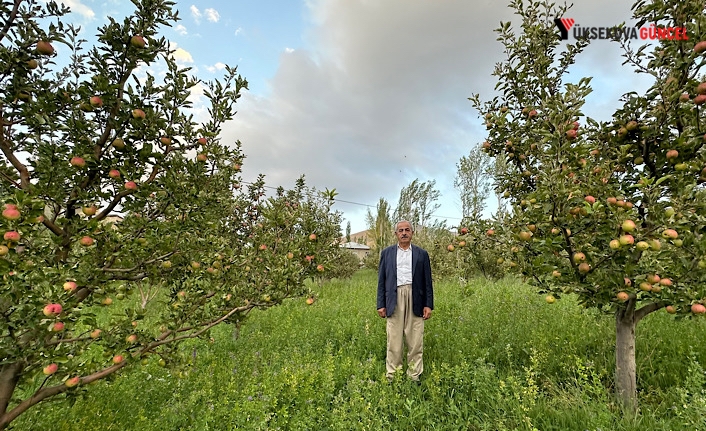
[624,277,632,287]
[70,157,86,168]
[197,137,208,145]
[102,297,113,306]
[309,233,317,241]
[621,220,636,232]
[694,94,706,105]
[63,281,77,292]
[607,197,617,205]
[619,235,634,246]
[572,252,586,263]
[36,41,54,55]
[639,282,652,292]
[26,59,38,69]
[659,278,673,287]
[124,181,138,191]
[691,303,706,314]
[132,109,146,119]
[447,244,455,252]
[160,136,172,145]
[617,291,630,302]
[126,334,138,343]
[665,305,676,314]
[2,207,20,220]
[518,231,533,241]
[609,239,621,250]
[584,195,595,204]
[460,227,468,235]
[565,129,577,140]
[666,149,679,160]
[51,321,65,332]
[43,363,58,375]
[662,229,678,239]
[112,355,124,364]
[4,231,20,242]
[306,297,315,305]
[79,236,94,246]
[695,41,706,53]
[680,92,690,102]
[196,153,208,162]
[109,169,121,179]
[191,261,201,269]
[130,35,146,48]
[646,274,661,284]
[65,376,80,387]
[42,303,62,317]
[90,329,102,338]
[82,205,97,216]
[316,264,324,272]
[112,138,126,150]
[89,96,103,107]
[486,229,495,236]
[259,244,267,251]
[578,262,590,273]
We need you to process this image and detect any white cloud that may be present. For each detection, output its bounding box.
[206,62,227,73]
[222,0,645,232]
[204,8,220,23]
[190,5,201,23]
[285,47,294,53]
[169,43,194,65]
[175,24,188,35]
[56,0,95,19]
[235,27,243,36]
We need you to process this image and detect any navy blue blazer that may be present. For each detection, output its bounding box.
[377,243,434,317]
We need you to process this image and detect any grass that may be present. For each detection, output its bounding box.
[13,270,706,430]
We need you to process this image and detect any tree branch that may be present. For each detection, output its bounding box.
[0,137,30,190]
[635,301,664,324]
[0,362,22,416]
[0,362,127,429]
[0,0,21,44]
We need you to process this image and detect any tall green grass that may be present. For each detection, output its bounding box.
[14,270,706,430]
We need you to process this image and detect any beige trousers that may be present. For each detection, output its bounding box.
[386,284,424,380]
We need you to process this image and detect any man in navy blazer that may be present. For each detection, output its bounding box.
[377,220,434,382]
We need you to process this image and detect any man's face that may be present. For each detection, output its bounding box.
[395,222,413,247]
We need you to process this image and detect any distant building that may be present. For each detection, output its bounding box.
[340,241,371,261]
[347,229,374,248]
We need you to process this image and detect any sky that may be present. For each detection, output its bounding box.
[56,0,653,234]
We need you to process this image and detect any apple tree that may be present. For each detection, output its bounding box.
[0,0,342,428]
[471,0,706,411]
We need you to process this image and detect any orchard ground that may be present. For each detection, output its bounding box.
[15,270,706,430]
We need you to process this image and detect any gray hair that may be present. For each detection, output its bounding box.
[394,220,414,232]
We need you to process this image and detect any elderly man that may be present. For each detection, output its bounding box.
[376,220,434,383]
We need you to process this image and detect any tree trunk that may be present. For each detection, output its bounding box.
[615,308,637,412]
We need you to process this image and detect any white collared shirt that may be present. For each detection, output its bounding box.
[396,244,412,286]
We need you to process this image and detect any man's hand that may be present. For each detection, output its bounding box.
[423,307,432,320]
[377,307,386,318]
